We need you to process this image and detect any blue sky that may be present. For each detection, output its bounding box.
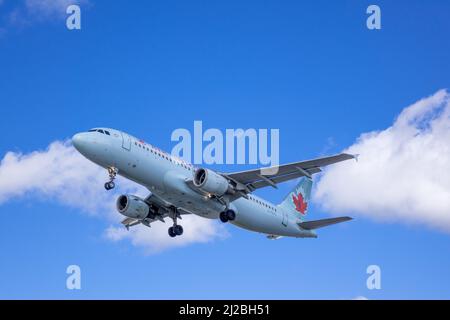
[0,0,450,299]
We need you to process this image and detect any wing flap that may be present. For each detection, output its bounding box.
[121,217,141,229]
[248,167,322,190]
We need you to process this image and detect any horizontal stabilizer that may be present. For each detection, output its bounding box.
[298,217,352,230]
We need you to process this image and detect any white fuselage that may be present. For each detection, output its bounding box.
[72,128,315,238]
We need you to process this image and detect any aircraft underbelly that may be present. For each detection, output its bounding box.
[161,170,224,218]
[231,199,304,237]
[113,146,305,235]
[118,159,223,219]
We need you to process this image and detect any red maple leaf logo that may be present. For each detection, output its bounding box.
[292,193,308,215]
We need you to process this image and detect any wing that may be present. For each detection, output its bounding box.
[121,213,169,230]
[224,153,356,193]
[121,192,191,230]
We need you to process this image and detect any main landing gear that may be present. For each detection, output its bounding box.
[168,225,184,238]
[168,208,184,238]
[104,167,118,190]
[219,209,236,223]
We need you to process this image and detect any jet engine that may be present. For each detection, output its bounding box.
[193,168,231,196]
[116,194,150,219]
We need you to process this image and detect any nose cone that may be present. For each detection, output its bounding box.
[72,133,86,152]
[71,131,110,166]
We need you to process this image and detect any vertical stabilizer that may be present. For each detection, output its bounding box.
[279,177,312,221]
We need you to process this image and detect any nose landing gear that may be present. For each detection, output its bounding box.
[104,181,115,190]
[104,167,118,191]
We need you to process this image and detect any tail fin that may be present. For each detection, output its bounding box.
[279,177,312,220]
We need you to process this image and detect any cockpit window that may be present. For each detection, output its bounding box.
[88,128,111,135]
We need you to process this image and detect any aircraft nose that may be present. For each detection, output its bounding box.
[72,133,87,152]
[71,131,110,165]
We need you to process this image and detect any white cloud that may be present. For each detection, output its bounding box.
[106,215,228,254]
[1,141,106,210]
[1,0,88,30]
[314,89,450,232]
[0,141,226,253]
[25,0,85,19]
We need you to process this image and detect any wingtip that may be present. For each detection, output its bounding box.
[341,153,359,161]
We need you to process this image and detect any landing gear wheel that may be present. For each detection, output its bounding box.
[174,225,184,236]
[226,209,236,221]
[220,211,229,223]
[168,207,184,237]
[104,167,118,191]
[168,227,177,238]
[104,182,115,190]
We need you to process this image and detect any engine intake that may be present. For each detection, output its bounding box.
[116,194,150,219]
[193,168,231,196]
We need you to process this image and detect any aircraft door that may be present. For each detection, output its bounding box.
[282,210,288,227]
[121,132,131,151]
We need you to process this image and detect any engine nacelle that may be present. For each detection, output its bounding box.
[116,194,149,219]
[193,168,231,196]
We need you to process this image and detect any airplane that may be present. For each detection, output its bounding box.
[72,128,355,239]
